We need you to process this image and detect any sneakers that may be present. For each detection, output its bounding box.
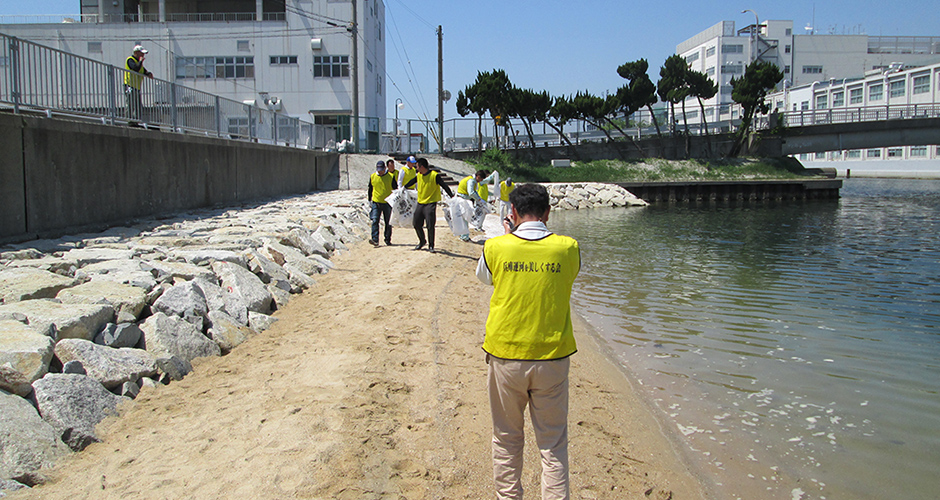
[428,247,436,254]
[368,239,379,247]
[385,240,392,246]
[459,235,471,242]
[414,242,425,251]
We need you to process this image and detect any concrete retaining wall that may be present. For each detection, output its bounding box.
[0,114,339,242]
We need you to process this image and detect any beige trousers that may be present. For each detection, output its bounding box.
[487,355,570,500]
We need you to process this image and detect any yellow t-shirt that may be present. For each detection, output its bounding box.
[370,172,394,203]
[482,233,580,360]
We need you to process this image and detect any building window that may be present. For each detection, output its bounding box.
[889,80,905,98]
[720,85,733,95]
[270,55,298,65]
[88,42,102,53]
[847,150,862,159]
[237,40,250,52]
[869,84,883,101]
[0,56,8,67]
[706,66,715,76]
[867,149,881,158]
[685,52,699,63]
[832,91,844,107]
[887,148,903,158]
[176,56,255,79]
[784,65,791,74]
[706,46,716,57]
[376,74,382,95]
[815,94,828,109]
[815,151,826,160]
[722,44,744,53]
[785,28,792,36]
[911,146,927,157]
[313,55,349,77]
[721,64,743,74]
[801,101,809,111]
[802,65,823,74]
[849,88,863,104]
[784,45,791,54]
[913,75,930,94]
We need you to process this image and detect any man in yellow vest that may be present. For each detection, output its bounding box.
[124,44,154,126]
[398,155,418,190]
[403,158,454,253]
[476,183,580,500]
[497,177,515,221]
[367,160,398,246]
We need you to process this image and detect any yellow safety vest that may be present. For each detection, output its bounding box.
[478,183,489,200]
[483,233,580,360]
[416,170,442,204]
[499,181,515,202]
[124,56,146,89]
[370,172,394,203]
[400,167,417,190]
[457,176,473,197]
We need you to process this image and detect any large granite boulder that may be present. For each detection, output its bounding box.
[56,281,148,323]
[144,260,217,283]
[53,339,157,390]
[0,300,113,342]
[192,278,249,326]
[76,258,158,292]
[60,248,135,267]
[94,323,144,349]
[139,312,221,363]
[0,391,69,485]
[211,262,273,314]
[31,373,128,452]
[151,281,209,330]
[0,320,55,396]
[0,268,78,305]
[206,311,254,354]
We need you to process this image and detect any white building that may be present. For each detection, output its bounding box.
[0,0,386,150]
[675,19,940,126]
[766,61,940,163]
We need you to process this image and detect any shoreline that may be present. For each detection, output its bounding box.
[3,194,704,499]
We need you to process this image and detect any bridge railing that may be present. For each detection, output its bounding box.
[779,104,940,128]
[0,33,313,148]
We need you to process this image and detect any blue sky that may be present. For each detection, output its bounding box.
[1,0,936,122]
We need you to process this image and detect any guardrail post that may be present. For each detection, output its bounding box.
[273,111,278,144]
[107,66,116,125]
[215,96,222,137]
[170,83,178,131]
[248,106,254,141]
[10,37,21,114]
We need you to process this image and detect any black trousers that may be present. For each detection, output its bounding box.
[412,202,437,247]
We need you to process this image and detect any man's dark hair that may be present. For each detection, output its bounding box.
[417,157,430,169]
[509,183,550,217]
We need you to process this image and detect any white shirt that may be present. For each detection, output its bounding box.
[476,221,553,285]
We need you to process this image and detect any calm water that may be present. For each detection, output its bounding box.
[550,178,940,500]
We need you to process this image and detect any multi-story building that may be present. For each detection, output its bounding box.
[675,19,940,126]
[0,0,386,150]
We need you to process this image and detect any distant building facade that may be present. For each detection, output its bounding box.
[675,19,940,125]
[0,0,386,149]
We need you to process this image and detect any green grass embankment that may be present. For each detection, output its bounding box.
[466,149,810,183]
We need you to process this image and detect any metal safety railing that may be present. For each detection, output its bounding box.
[0,33,313,148]
[778,104,940,127]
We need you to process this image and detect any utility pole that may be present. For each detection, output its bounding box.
[437,25,443,154]
[350,0,359,150]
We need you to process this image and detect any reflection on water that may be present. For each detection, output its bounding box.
[551,179,940,500]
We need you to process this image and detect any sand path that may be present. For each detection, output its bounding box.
[14,213,703,500]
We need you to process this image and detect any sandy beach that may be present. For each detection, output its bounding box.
[11,211,704,500]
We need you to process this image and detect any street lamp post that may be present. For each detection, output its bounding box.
[742,9,760,63]
[394,98,403,153]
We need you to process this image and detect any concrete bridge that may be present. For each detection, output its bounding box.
[771,105,940,155]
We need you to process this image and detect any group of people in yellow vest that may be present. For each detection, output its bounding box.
[370,158,581,498]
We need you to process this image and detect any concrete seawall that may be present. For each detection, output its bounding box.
[0,114,339,243]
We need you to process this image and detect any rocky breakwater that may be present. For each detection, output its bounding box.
[0,190,370,494]
[545,182,649,210]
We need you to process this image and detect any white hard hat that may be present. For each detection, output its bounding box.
[133,45,148,54]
